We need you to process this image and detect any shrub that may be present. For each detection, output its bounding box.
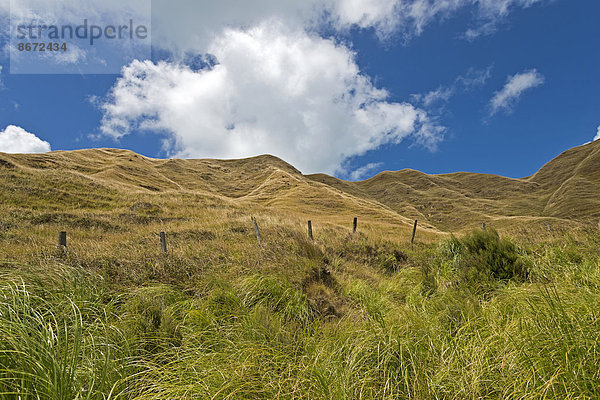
[456,229,530,290]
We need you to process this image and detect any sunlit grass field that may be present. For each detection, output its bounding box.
[1,211,599,398]
[1,151,600,399]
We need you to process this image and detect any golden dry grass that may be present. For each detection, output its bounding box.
[2,139,599,243]
[309,139,600,232]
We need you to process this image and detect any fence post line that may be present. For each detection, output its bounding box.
[353,217,358,233]
[58,231,67,249]
[308,220,313,240]
[160,232,167,254]
[252,217,262,245]
[411,220,418,245]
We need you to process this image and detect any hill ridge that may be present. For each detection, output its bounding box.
[1,139,599,232]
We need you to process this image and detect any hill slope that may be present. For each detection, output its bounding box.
[309,140,600,231]
[0,148,433,246]
[1,140,599,234]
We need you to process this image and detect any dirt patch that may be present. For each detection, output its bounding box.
[304,265,338,291]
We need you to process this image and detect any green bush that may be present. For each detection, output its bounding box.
[454,229,530,290]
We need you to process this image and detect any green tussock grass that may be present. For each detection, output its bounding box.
[0,226,599,399]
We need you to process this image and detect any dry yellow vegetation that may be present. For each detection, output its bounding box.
[1,139,598,245]
[309,139,600,233]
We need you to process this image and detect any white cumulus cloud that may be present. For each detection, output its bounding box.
[101,23,443,174]
[0,125,51,153]
[489,69,544,116]
[349,162,383,180]
[594,126,600,142]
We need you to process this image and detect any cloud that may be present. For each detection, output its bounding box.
[412,65,492,108]
[349,162,383,180]
[2,1,548,171]
[147,0,551,50]
[457,65,494,88]
[2,0,547,57]
[1,0,552,59]
[376,0,548,41]
[101,23,443,174]
[0,125,51,153]
[489,69,544,116]
[594,126,600,142]
[331,0,536,41]
[464,0,547,40]
[146,0,429,53]
[413,86,455,108]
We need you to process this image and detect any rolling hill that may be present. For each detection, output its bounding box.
[1,139,599,236]
[309,139,600,232]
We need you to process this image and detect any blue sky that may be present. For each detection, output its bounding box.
[0,0,598,179]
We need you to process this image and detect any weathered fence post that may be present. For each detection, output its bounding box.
[411,220,418,245]
[58,231,67,249]
[160,232,167,254]
[308,220,313,240]
[353,217,358,233]
[482,222,486,231]
[252,217,262,245]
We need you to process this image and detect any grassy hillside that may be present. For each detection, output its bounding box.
[1,143,599,399]
[309,139,600,232]
[3,139,600,239]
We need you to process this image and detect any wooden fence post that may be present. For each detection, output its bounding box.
[252,217,262,245]
[58,231,67,249]
[308,220,313,240]
[411,220,418,245]
[482,222,486,231]
[353,217,358,233]
[160,232,167,254]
